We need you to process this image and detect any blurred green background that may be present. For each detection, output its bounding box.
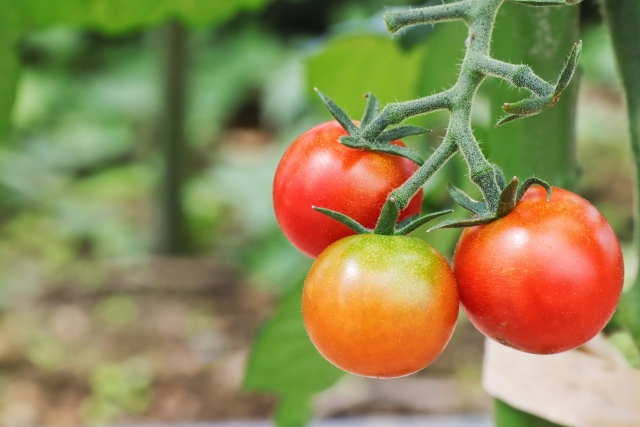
[0,0,634,426]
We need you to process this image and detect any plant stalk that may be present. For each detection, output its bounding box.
[600,0,640,346]
[159,20,190,254]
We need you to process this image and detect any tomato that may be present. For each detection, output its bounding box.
[302,234,459,378]
[453,186,624,354]
[273,121,423,258]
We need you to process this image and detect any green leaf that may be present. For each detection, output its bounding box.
[495,400,568,427]
[554,41,582,97]
[244,280,344,427]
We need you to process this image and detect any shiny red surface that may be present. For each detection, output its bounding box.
[453,186,624,354]
[273,121,423,258]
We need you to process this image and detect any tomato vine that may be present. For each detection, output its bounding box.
[313,0,583,233]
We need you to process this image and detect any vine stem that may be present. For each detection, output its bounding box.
[379,0,507,214]
[315,0,582,232]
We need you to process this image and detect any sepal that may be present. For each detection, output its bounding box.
[554,41,582,98]
[428,215,495,231]
[433,176,551,231]
[339,136,367,149]
[495,177,519,218]
[516,177,552,202]
[314,88,358,135]
[493,164,507,190]
[447,184,487,215]
[377,125,431,143]
[495,41,582,127]
[361,93,380,127]
[374,198,400,235]
[394,209,454,235]
[369,143,425,165]
[313,207,370,234]
[502,95,553,115]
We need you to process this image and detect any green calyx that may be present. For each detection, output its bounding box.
[314,0,581,235]
[313,202,453,237]
[428,176,552,231]
[315,89,431,166]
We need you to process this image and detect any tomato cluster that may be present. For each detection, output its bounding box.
[273,121,624,378]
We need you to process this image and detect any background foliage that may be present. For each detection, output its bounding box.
[0,0,635,426]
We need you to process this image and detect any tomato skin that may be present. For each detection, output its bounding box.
[303,234,459,378]
[273,121,423,258]
[453,186,624,354]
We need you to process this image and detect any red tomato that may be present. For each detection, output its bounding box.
[273,121,423,258]
[453,186,624,354]
[303,234,459,378]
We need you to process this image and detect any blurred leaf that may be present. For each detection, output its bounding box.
[19,0,274,33]
[495,400,567,427]
[306,34,425,118]
[0,2,21,142]
[1,0,278,141]
[580,25,619,86]
[601,0,640,349]
[244,279,344,427]
[608,330,640,368]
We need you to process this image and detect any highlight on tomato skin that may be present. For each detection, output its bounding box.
[302,234,459,378]
[453,186,624,355]
[272,121,423,259]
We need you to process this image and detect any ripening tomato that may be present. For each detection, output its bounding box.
[303,234,459,378]
[453,186,624,354]
[273,121,423,258]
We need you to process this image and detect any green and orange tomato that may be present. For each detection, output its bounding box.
[302,234,459,378]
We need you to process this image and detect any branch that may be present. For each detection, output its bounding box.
[509,0,583,6]
[360,90,452,141]
[384,2,472,33]
[470,56,553,97]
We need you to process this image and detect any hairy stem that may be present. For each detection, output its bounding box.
[470,57,553,96]
[317,0,582,231]
[392,138,458,210]
[360,90,452,140]
[384,1,471,33]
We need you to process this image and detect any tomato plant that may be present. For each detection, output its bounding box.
[302,234,459,378]
[453,186,624,354]
[273,121,423,258]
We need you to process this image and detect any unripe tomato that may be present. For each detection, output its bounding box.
[303,234,459,378]
[273,121,423,258]
[453,186,624,354]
